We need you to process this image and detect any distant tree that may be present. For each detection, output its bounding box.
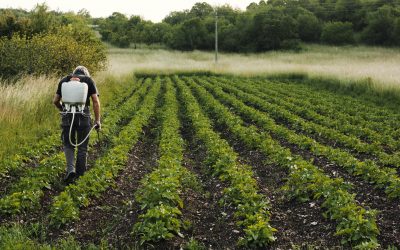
[297,10,321,42]
[168,17,207,50]
[362,5,400,45]
[0,11,20,38]
[163,11,189,25]
[77,9,91,19]
[251,7,299,51]
[98,12,130,47]
[189,2,214,18]
[321,21,354,45]
[0,9,33,38]
[30,4,57,35]
[127,15,144,47]
[141,22,172,45]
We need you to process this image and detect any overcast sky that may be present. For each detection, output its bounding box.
[0,1,256,22]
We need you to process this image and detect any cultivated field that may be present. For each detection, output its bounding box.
[0,74,399,249]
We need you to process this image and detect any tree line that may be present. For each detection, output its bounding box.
[97,0,400,51]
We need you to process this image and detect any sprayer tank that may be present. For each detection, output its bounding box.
[61,81,88,105]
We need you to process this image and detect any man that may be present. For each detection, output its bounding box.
[53,66,101,183]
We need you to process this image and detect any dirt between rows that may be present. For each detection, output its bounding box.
[169,120,241,249]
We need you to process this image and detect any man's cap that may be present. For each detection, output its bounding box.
[73,66,91,77]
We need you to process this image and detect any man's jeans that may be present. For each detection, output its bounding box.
[61,110,91,177]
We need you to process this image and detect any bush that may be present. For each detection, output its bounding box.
[321,21,354,45]
[361,5,399,46]
[0,29,106,79]
[281,39,301,51]
[297,12,321,42]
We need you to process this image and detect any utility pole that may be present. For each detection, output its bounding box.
[215,9,218,64]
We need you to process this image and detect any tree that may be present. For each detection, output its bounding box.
[251,7,299,51]
[190,2,214,18]
[127,15,144,47]
[168,17,207,50]
[334,0,364,30]
[362,5,400,45]
[163,11,189,25]
[321,21,354,45]
[0,11,19,38]
[30,3,57,35]
[297,11,321,42]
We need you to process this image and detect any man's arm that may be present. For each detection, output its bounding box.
[53,94,63,111]
[91,94,101,129]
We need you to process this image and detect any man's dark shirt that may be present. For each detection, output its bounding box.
[56,75,99,107]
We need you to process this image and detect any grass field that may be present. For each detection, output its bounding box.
[1,45,400,249]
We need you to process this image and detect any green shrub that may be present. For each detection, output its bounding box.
[0,28,106,79]
[321,21,355,45]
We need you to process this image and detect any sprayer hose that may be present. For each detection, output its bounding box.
[69,112,97,147]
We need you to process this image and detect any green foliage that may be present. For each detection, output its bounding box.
[0,29,106,79]
[168,17,209,50]
[362,5,400,45]
[297,11,321,42]
[321,21,355,45]
[251,7,299,51]
[0,224,49,250]
[184,238,206,250]
[0,3,106,80]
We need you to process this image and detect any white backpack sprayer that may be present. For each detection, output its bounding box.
[61,80,98,147]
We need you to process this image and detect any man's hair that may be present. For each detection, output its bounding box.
[73,66,91,77]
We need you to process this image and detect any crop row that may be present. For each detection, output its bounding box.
[266,80,400,136]
[209,77,399,168]
[199,77,400,199]
[272,79,400,122]
[133,77,194,244]
[222,77,400,153]
[49,78,161,226]
[184,77,380,248]
[0,78,150,215]
[175,76,276,247]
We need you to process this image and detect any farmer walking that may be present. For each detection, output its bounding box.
[53,66,101,183]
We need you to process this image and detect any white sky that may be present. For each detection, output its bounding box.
[0,1,256,22]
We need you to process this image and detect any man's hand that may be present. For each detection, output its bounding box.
[95,120,101,130]
[53,94,63,111]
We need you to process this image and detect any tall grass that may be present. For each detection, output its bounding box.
[0,71,133,162]
[0,76,58,160]
[107,44,400,91]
